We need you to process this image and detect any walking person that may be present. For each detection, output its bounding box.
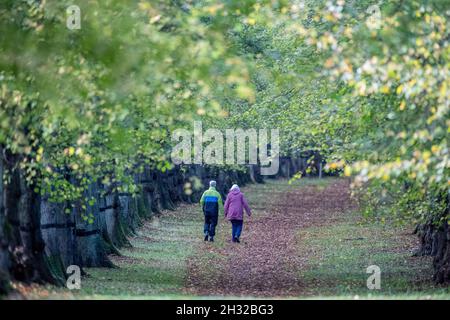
[224,184,252,243]
[200,180,223,242]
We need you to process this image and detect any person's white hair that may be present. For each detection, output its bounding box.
[230,184,240,192]
[209,180,216,188]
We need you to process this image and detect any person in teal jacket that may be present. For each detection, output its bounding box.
[200,180,223,242]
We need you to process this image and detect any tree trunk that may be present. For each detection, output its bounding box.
[102,190,130,248]
[432,221,449,283]
[74,182,113,267]
[157,171,175,211]
[3,154,56,285]
[117,192,138,237]
[166,168,182,205]
[40,197,79,285]
[414,198,450,284]
[141,168,162,215]
[0,147,10,294]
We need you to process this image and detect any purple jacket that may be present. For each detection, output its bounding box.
[224,189,251,221]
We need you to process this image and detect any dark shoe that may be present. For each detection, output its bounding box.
[235,237,240,243]
[209,237,214,242]
[204,235,209,241]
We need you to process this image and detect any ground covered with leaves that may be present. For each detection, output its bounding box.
[186,178,354,296]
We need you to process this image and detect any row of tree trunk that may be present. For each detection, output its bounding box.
[1,153,293,294]
[278,152,325,179]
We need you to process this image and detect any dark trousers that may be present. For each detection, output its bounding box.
[204,214,218,237]
[231,219,243,239]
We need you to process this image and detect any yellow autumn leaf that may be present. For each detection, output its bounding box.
[431,145,440,153]
[344,166,352,177]
[246,18,256,25]
[329,162,338,169]
[138,1,151,11]
[380,85,390,94]
[439,82,447,97]
[236,85,255,102]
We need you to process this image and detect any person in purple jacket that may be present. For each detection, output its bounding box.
[224,184,252,243]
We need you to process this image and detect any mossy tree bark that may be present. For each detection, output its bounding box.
[40,197,79,284]
[0,146,11,294]
[414,196,450,284]
[102,189,130,249]
[3,152,57,285]
[74,182,113,268]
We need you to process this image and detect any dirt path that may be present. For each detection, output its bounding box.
[185,178,356,297]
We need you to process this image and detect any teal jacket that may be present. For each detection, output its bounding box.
[200,187,223,216]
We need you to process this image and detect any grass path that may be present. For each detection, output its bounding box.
[8,178,449,299]
[76,203,201,298]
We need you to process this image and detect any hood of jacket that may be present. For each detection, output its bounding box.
[230,189,241,196]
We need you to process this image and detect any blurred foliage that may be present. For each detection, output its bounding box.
[221,0,449,225]
[0,0,263,202]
